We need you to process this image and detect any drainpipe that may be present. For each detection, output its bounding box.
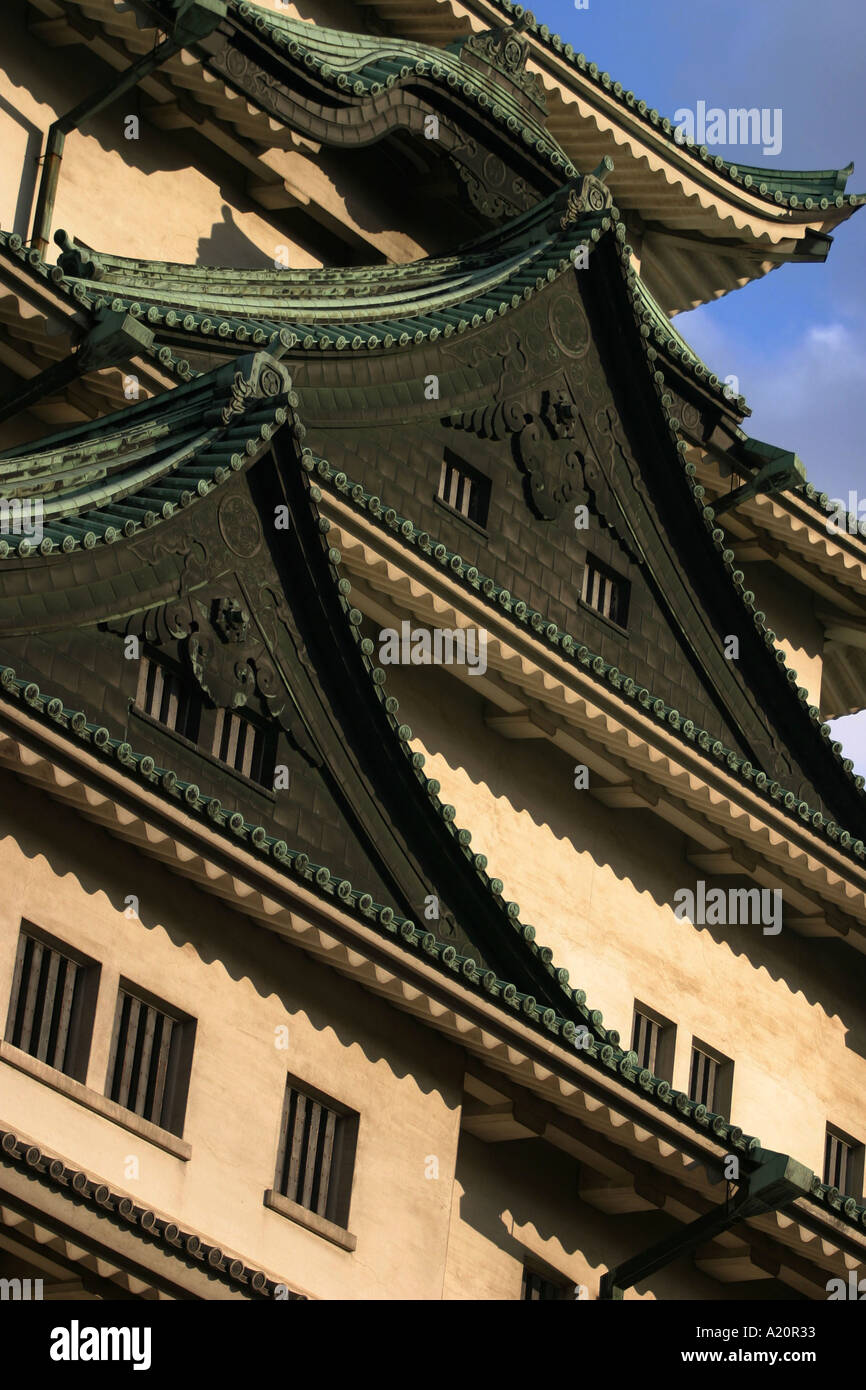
[29,0,226,259]
[599,1149,813,1299]
[711,437,808,517]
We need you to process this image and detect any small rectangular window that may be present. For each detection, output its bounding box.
[825,1129,849,1190]
[437,451,491,529]
[632,1010,660,1072]
[136,653,202,742]
[631,1003,675,1081]
[690,1047,718,1109]
[212,708,276,787]
[274,1079,358,1231]
[689,1041,733,1117]
[581,555,629,627]
[106,985,195,1137]
[823,1126,864,1196]
[4,925,98,1083]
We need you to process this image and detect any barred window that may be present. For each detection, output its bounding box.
[581,555,629,627]
[106,986,194,1137]
[632,1003,675,1081]
[212,707,275,787]
[437,452,491,528]
[690,1046,718,1110]
[274,1079,358,1230]
[825,1129,852,1191]
[632,1010,660,1072]
[689,1040,733,1117]
[4,926,98,1081]
[136,653,202,742]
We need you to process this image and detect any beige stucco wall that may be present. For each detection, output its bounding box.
[444,1135,799,1301]
[0,773,464,1298]
[387,659,866,1183]
[0,0,432,270]
[0,769,812,1301]
[0,3,315,267]
[742,561,825,710]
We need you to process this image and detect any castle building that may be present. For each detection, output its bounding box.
[0,0,864,1302]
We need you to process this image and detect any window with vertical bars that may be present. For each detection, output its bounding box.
[632,1010,660,1073]
[106,987,194,1137]
[4,927,96,1081]
[581,555,629,627]
[437,452,491,528]
[212,707,275,788]
[521,1266,571,1300]
[136,653,202,742]
[275,1081,358,1230]
[690,1047,719,1111]
[825,1129,852,1191]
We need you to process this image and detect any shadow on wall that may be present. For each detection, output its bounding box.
[196,205,273,270]
[0,92,43,239]
[387,658,866,1063]
[1,3,280,260]
[0,771,457,1104]
[454,1133,807,1302]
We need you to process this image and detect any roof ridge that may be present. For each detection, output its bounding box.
[631,274,750,413]
[47,190,614,353]
[475,0,866,211]
[226,0,574,177]
[617,250,866,827]
[0,350,295,553]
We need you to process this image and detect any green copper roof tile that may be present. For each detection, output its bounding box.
[0,350,298,555]
[631,274,749,412]
[225,1,574,178]
[473,0,865,211]
[313,442,866,853]
[51,185,609,356]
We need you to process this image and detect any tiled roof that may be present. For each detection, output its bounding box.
[2,189,863,819]
[310,451,866,861]
[0,1126,305,1299]
[51,180,611,351]
[478,0,865,212]
[1,463,864,1235]
[0,349,295,554]
[226,1,573,175]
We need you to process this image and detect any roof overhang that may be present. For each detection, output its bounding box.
[349,0,863,311]
[317,488,866,947]
[0,700,864,1293]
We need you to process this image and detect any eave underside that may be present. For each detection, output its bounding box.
[15,0,862,313]
[0,711,864,1297]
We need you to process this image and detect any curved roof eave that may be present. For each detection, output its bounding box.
[339,0,863,311]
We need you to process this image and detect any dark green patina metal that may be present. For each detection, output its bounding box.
[600,1149,814,1298]
[0,309,155,427]
[713,439,808,516]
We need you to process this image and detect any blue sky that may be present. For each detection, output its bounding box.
[534,0,866,771]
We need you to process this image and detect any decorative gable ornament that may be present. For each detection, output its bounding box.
[558,159,616,228]
[221,351,294,425]
[458,18,548,114]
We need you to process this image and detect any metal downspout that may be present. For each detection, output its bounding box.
[599,1149,813,1299]
[29,1,226,258]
